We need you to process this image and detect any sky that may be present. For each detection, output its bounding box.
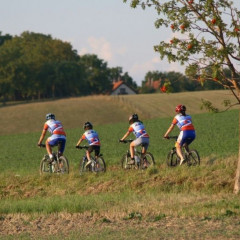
[0,0,239,86]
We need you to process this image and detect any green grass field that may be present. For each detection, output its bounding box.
[0,91,239,239]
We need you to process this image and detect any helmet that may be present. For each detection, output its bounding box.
[83,121,93,130]
[46,113,55,120]
[175,104,186,113]
[129,113,138,124]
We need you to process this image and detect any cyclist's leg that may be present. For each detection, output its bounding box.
[141,138,149,156]
[46,136,59,160]
[86,146,94,166]
[176,131,185,164]
[141,138,149,167]
[177,131,195,165]
[57,137,66,157]
[93,146,100,167]
[129,138,142,164]
[93,146,100,158]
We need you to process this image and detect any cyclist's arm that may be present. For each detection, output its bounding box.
[38,129,47,145]
[120,131,130,141]
[76,137,84,147]
[164,124,175,138]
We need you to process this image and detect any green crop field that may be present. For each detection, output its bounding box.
[0,90,240,239]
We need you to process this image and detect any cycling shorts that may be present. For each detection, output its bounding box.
[88,145,100,157]
[177,130,195,147]
[47,135,66,153]
[133,137,149,150]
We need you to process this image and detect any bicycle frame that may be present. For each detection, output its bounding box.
[119,139,155,169]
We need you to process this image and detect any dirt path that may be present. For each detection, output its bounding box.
[0,213,240,239]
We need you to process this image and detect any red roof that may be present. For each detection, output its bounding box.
[112,80,124,91]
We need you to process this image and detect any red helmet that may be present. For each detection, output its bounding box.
[175,104,186,113]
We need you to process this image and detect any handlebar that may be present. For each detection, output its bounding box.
[38,144,46,148]
[119,139,133,143]
[164,136,178,140]
[76,145,88,149]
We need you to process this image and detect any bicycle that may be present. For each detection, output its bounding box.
[76,145,106,175]
[119,139,155,170]
[39,143,69,175]
[165,136,200,167]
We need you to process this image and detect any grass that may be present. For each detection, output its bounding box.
[0,91,239,239]
[0,90,238,135]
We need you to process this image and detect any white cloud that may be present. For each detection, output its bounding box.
[79,37,113,62]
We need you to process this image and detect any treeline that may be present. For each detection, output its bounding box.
[0,31,137,102]
[0,31,224,102]
[141,70,224,94]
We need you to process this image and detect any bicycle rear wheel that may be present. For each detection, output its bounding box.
[58,156,69,174]
[187,150,200,166]
[166,150,180,167]
[94,156,106,172]
[141,152,155,169]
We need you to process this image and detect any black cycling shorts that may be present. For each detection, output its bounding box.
[88,145,100,157]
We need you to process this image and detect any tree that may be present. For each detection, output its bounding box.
[0,31,81,100]
[79,54,112,94]
[0,32,12,47]
[124,0,240,193]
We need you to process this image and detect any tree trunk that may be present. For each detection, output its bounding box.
[234,109,240,194]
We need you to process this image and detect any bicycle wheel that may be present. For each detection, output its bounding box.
[94,156,106,172]
[40,155,51,175]
[121,153,134,170]
[166,150,180,167]
[141,152,155,169]
[187,150,200,166]
[79,156,94,175]
[58,156,69,174]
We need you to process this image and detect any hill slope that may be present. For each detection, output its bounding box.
[0,90,237,135]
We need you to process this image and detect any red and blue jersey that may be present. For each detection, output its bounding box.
[128,121,149,138]
[81,130,101,146]
[44,119,66,136]
[172,114,195,131]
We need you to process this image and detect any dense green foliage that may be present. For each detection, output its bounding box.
[0,30,229,102]
[141,70,225,93]
[124,0,240,101]
[0,32,138,102]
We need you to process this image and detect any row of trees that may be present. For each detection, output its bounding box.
[0,30,226,102]
[0,31,137,102]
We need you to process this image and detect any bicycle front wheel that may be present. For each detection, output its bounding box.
[166,150,180,167]
[142,152,155,169]
[58,156,69,174]
[79,156,94,175]
[40,156,51,175]
[121,153,134,170]
[187,150,200,166]
[94,156,106,172]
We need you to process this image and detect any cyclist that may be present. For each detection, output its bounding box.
[164,104,196,165]
[75,122,101,167]
[120,113,149,165]
[38,113,66,162]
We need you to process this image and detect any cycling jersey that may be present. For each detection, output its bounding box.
[128,121,149,138]
[172,114,195,131]
[44,119,66,136]
[81,130,101,146]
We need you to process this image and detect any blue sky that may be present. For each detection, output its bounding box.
[0,0,239,85]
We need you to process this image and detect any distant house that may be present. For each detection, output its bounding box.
[111,80,137,95]
[145,78,162,90]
